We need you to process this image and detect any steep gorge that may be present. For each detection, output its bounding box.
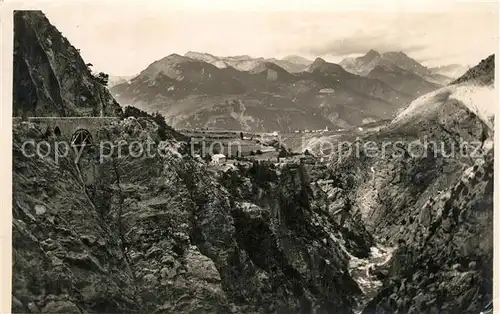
[327,75,495,313]
[11,10,494,314]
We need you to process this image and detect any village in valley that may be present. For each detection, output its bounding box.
[180,128,317,172]
[178,117,389,172]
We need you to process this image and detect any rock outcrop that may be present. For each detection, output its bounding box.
[362,153,493,313]
[13,11,121,117]
[451,54,494,86]
[13,116,376,313]
[12,122,139,313]
[327,58,495,313]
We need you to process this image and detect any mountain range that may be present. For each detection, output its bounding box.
[184,51,312,73]
[108,75,135,88]
[111,49,465,132]
[339,49,453,85]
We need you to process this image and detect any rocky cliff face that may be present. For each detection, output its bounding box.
[13,11,121,117]
[13,106,493,313]
[363,154,493,313]
[326,64,494,313]
[451,54,494,86]
[12,117,376,313]
[12,122,139,313]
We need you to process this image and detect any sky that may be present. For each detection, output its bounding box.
[29,0,498,76]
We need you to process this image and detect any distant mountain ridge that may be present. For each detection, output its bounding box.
[367,64,441,97]
[110,49,479,132]
[340,50,453,85]
[112,52,425,132]
[340,50,421,75]
[115,53,246,100]
[430,64,470,79]
[307,57,348,74]
[108,75,135,88]
[185,51,313,73]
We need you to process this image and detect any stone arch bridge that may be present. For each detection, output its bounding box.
[14,116,121,145]
[14,116,122,186]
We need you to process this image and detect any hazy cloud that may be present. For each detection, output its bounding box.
[302,34,426,56]
[39,2,497,75]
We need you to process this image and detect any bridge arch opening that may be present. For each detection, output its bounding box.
[71,129,93,147]
[54,126,61,137]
